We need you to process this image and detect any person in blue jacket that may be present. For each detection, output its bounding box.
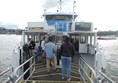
[36,46,42,62]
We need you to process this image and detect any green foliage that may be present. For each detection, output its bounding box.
[97,30,118,36]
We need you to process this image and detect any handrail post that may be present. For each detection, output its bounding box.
[99,70,116,83]
[79,57,82,83]
[79,55,96,83]
[13,56,35,83]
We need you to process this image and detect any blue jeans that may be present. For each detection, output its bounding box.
[61,56,72,79]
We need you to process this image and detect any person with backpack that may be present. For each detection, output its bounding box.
[28,38,36,56]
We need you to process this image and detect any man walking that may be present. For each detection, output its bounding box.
[44,36,57,73]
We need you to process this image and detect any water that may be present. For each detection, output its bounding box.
[0,34,21,82]
[0,34,118,82]
[99,40,118,82]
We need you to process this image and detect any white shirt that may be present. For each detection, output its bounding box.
[41,40,45,50]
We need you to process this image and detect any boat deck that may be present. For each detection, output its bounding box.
[26,54,80,83]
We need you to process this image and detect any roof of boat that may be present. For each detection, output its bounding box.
[43,12,78,16]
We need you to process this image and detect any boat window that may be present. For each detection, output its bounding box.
[80,36,86,44]
[56,36,62,43]
[46,16,54,20]
[46,15,72,21]
[55,16,65,20]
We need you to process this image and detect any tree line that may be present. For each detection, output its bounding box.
[97,30,118,36]
[1,27,118,36]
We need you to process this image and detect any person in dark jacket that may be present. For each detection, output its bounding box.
[59,36,75,81]
[28,38,36,50]
[28,38,36,56]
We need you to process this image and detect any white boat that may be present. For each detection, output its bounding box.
[4,0,115,83]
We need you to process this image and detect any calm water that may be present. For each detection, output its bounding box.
[0,34,118,82]
[99,39,118,82]
[0,34,21,82]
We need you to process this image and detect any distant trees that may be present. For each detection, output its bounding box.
[97,30,118,37]
[1,27,118,36]
[0,27,23,35]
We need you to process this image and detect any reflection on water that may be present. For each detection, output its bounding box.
[98,39,118,82]
[0,34,21,82]
[0,35,118,82]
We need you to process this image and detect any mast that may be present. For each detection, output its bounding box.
[59,0,63,12]
[72,0,76,31]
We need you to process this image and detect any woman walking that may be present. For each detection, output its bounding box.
[59,36,75,81]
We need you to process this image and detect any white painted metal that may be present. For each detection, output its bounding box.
[27,22,48,28]
[12,45,20,72]
[79,44,87,53]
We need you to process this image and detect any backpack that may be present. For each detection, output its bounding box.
[23,44,29,51]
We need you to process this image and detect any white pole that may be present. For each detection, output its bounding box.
[44,9,47,22]
[72,0,76,31]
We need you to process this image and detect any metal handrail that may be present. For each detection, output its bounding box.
[79,56,95,83]
[14,56,34,77]
[79,55,116,83]
[14,56,35,83]
[0,68,10,76]
[15,62,35,83]
[99,70,116,83]
[80,57,95,74]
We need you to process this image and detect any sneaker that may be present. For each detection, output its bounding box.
[67,78,71,81]
[53,69,59,72]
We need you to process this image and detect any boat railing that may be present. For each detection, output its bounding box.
[0,68,10,76]
[79,55,116,83]
[98,70,116,83]
[79,56,95,83]
[14,56,35,83]
[0,68,11,83]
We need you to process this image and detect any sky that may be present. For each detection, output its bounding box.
[0,0,118,31]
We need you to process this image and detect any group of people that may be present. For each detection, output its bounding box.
[29,35,75,81]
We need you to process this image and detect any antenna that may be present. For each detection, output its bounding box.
[58,0,63,12]
[72,0,76,31]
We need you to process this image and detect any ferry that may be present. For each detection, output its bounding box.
[1,0,116,83]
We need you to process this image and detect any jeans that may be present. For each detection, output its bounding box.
[61,56,72,79]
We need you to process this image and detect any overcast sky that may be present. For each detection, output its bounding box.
[0,0,118,31]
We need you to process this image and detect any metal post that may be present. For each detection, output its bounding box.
[94,28,98,83]
[44,9,47,22]
[72,0,76,31]
[22,31,25,45]
[58,0,63,12]
[79,57,82,83]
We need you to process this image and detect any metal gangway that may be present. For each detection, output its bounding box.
[3,44,116,83]
[5,54,115,83]
[79,55,116,83]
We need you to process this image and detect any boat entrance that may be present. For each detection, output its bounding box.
[8,30,115,83]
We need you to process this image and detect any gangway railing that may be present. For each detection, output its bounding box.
[0,68,10,76]
[14,56,35,83]
[79,55,115,83]
[0,68,11,83]
[79,56,95,83]
[98,70,116,83]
